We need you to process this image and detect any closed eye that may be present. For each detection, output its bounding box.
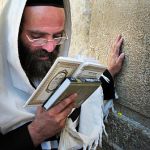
[30,33,43,39]
[53,33,63,38]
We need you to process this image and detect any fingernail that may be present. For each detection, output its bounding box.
[121,53,125,58]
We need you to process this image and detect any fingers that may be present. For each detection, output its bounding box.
[112,35,123,55]
[117,37,123,53]
[46,94,77,129]
[108,35,125,77]
[57,102,74,121]
[49,93,77,114]
[114,34,122,44]
[31,94,78,144]
[117,53,125,66]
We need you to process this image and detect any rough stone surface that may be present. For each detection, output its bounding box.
[69,0,93,57]
[69,0,150,149]
[89,0,150,118]
[98,113,150,150]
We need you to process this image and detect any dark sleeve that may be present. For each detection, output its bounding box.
[99,69,115,100]
[0,123,42,150]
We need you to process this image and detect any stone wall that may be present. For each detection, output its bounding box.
[69,0,93,57]
[69,0,150,149]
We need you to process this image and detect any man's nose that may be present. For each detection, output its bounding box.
[41,42,56,53]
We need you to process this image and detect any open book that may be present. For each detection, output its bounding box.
[43,77,101,110]
[24,57,106,107]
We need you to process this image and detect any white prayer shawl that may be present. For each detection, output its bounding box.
[59,87,106,150]
[0,0,71,134]
[0,0,113,150]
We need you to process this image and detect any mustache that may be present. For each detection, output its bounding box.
[33,49,52,58]
[31,49,59,62]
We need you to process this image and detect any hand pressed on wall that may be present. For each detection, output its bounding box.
[107,35,125,78]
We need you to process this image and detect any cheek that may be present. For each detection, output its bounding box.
[24,43,35,53]
[20,32,31,50]
[19,32,43,53]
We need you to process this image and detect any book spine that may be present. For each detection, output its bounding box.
[43,78,70,110]
[68,77,101,83]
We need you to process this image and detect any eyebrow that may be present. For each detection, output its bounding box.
[27,30,64,35]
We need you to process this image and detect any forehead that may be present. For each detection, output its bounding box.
[22,6,65,33]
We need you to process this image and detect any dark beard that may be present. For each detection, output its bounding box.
[18,39,59,82]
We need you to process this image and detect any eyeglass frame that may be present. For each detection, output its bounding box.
[25,31,68,46]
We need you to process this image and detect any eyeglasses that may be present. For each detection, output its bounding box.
[25,31,68,46]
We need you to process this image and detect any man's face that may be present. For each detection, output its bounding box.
[18,6,65,82]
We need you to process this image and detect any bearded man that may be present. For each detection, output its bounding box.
[0,0,124,150]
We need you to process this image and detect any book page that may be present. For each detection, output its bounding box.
[73,62,106,79]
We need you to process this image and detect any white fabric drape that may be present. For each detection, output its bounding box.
[0,1,113,150]
[59,87,105,150]
[0,0,71,134]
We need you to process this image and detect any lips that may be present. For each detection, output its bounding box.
[38,56,49,60]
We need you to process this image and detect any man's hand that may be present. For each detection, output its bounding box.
[107,35,125,78]
[28,93,77,146]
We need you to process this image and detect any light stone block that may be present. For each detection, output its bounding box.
[89,0,150,117]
